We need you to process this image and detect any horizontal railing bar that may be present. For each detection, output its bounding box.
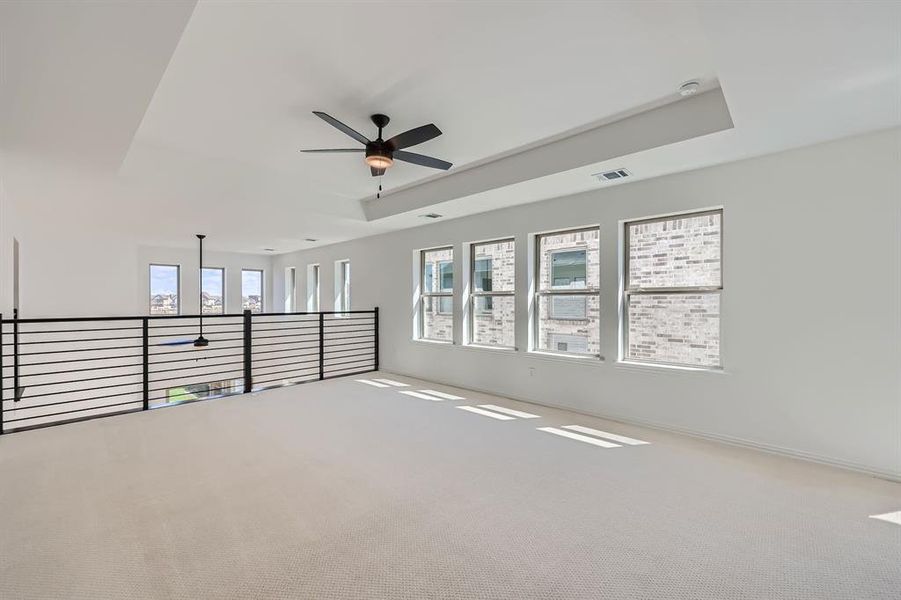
[18,343,142,357]
[324,356,376,369]
[323,363,376,375]
[2,369,142,390]
[148,345,244,357]
[323,365,376,377]
[252,365,321,379]
[149,359,244,374]
[321,328,373,336]
[148,367,244,385]
[245,324,319,333]
[1,325,143,335]
[322,335,376,345]
[147,321,242,330]
[2,334,142,347]
[322,369,374,381]
[1,361,142,379]
[323,344,374,355]
[249,344,318,357]
[7,354,143,368]
[147,353,243,367]
[251,371,320,387]
[149,337,242,347]
[0,310,375,326]
[254,358,319,375]
[251,332,320,341]
[4,389,141,410]
[251,352,318,365]
[148,329,242,338]
[4,400,142,423]
[322,316,377,322]
[5,378,143,400]
[250,339,322,350]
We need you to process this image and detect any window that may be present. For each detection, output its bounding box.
[149,264,179,315]
[420,247,453,341]
[201,267,224,315]
[623,209,722,368]
[241,269,263,313]
[534,227,600,356]
[470,239,514,348]
[336,260,351,312]
[307,264,320,312]
[284,267,296,312]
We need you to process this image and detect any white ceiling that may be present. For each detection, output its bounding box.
[2,1,899,253]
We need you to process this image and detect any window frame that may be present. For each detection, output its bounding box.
[622,208,723,369]
[241,268,264,314]
[201,266,225,315]
[532,226,601,358]
[335,259,351,313]
[149,263,180,316]
[419,246,454,341]
[469,238,515,349]
[307,264,320,312]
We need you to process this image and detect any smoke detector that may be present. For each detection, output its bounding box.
[679,80,700,96]
[593,168,631,182]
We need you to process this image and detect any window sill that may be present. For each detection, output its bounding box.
[411,338,453,346]
[615,360,727,375]
[526,350,605,366]
[461,343,517,353]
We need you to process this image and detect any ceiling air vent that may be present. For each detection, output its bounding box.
[419,213,443,219]
[593,168,631,182]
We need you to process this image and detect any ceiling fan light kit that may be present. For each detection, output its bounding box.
[302,111,452,183]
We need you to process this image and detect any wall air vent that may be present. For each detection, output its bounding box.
[419,213,443,219]
[593,168,631,182]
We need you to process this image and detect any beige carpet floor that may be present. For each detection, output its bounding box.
[1,372,899,599]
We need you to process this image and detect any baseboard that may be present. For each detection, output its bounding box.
[380,368,901,483]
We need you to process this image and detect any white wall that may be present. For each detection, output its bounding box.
[273,128,901,478]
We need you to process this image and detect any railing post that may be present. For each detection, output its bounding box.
[12,308,21,402]
[318,312,325,380]
[0,312,4,434]
[243,309,252,393]
[373,307,379,372]
[142,317,149,411]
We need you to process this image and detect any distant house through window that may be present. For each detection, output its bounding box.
[201,267,224,314]
[149,264,179,315]
[242,269,263,313]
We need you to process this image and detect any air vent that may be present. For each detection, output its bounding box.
[304,238,318,242]
[593,168,631,182]
[419,213,443,219]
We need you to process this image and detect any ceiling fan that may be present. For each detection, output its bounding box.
[301,112,452,177]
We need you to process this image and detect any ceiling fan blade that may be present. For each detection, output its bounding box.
[370,166,386,177]
[300,148,364,153]
[312,111,370,145]
[393,150,452,170]
[385,123,441,150]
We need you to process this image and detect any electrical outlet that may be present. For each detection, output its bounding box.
[529,367,535,377]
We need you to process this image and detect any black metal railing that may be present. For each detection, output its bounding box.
[0,307,378,433]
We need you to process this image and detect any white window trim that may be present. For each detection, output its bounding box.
[417,246,454,342]
[201,266,226,315]
[530,226,601,359]
[241,268,264,314]
[467,238,515,350]
[149,263,181,316]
